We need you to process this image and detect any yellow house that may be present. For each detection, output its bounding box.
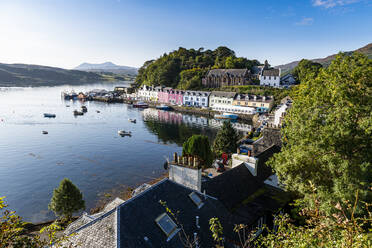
[233,94,274,113]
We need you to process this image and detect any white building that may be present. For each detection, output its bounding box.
[209,91,256,115]
[183,91,210,107]
[259,68,281,87]
[274,100,292,126]
[137,85,152,101]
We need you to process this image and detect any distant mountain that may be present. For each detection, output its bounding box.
[0,63,113,87]
[75,62,138,76]
[276,43,372,74]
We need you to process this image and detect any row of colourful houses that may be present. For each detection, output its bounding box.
[137,85,274,113]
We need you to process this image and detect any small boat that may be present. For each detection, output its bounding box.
[214,112,238,120]
[133,101,148,108]
[118,130,132,136]
[81,106,88,112]
[128,118,136,123]
[96,110,100,113]
[66,105,70,107]
[44,113,56,118]
[73,110,84,116]
[156,104,172,111]
[42,131,48,134]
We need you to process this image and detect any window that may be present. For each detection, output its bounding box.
[274,76,276,80]
[269,76,271,80]
[264,76,266,80]
[189,192,204,208]
[185,97,188,100]
[155,213,179,240]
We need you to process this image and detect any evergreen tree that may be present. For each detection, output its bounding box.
[213,121,239,155]
[269,53,372,216]
[48,178,85,220]
[182,135,213,168]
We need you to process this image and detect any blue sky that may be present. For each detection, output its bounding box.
[0,0,371,68]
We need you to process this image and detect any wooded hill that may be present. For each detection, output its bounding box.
[276,42,372,74]
[134,47,261,90]
[0,63,120,87]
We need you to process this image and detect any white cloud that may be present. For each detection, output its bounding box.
[295,17,314,26]
[312,0,361,8]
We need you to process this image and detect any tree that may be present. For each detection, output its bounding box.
[182,135,213,168]
[269,53,372,216]
[1,196,71,248]
[49,178,85,220]
[213,121,239,155]
[257,185,372,248]
[292,59,322,83]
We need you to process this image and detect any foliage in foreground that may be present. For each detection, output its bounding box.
[182,134,213,168]
[213,121,239,155]
[49,178,86,220]
[0,196,70,248]
[257,185,372,248]
[269,52,372,216]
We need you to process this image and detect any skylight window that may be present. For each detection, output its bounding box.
[189,192,204,208]
[155,213,179,240]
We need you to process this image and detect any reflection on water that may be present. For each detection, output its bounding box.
[142,108,252,145]
[0,83,252,223]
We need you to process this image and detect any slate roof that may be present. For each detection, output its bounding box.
[262,69,280,77]
[211,91,237,98]
[252,129,282,156]
[207,69,249,77]
[117,179,238,248]
[235,94,274,103]
[184,90,210,97]
[202,164,263,211]
[255,145,281,182]
[59,210,117,248]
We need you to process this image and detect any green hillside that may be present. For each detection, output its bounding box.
[276,43,372,74]
[134,46,260,89]
[0,63,115,87]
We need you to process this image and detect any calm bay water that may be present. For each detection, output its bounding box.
[0,82,251,222]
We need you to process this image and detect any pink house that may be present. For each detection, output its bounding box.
[168,89,184,105]
[158,87,171,104]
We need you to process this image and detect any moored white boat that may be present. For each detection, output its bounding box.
[118,130,132,136]
[128,118,136,123]
[133,101,148,108]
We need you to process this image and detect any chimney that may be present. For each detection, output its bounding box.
[193,157,200,168]
[178,156,182,165]
[196,216,200,229]
[188,156,193,167]
[237,147,240,154]
[169,159,202,191]
[173,152,178,164]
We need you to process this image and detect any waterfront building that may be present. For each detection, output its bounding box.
[202,69,252,88]
[168,89,184,105]
[158,87,172,104]
[233,94,274,113]
[209,91,256,114]
[183,91,210,107]
[137,85,153,101]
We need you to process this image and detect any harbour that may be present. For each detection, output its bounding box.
[0,82,252,223]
